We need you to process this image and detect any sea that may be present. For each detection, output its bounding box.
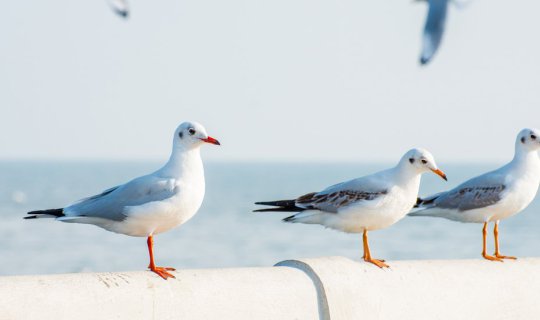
[1,161,539,276]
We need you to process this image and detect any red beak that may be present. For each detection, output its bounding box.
[201,136,220,145]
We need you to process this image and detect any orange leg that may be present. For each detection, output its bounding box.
[147,235,176,279]
[482,222,502,262]
[361,232,367,259]
[362,230,389,268]
[493,221,517,260]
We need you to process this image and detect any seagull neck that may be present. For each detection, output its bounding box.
[393,161,422,186]
[158,147,203,178]
[511,146,540,172]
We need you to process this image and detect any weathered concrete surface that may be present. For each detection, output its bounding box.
[0,266,319,320]
[277,256,540,320]
[1,257,539,320]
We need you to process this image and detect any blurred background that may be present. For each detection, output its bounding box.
[1,0,539,275]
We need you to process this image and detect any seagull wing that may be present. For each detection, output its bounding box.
[296,174,390,213]
[108,0,129,18]
[296,189,388,213]
[64,174,178,221]
[420,0,449,65]
[420,171,507,211]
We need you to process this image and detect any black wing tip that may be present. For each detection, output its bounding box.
[113,9,129,18]
[253,208,301,213]
[415,194,440,208]
[419,57,430,65]
[26,208,64,217]
[253,199,305,213]
[282,215,296,222]
[254,200,289,206]
[24,216,37,220]
[254,199,297,206]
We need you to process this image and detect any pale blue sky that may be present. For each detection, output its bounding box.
[1,0,539,162]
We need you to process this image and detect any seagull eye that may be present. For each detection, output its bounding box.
[188,128,196,135]
[531,134,537,140]
[409,158,415,164]
[421,159,428,164]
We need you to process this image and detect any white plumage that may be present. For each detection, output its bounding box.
[255,148,447,268]
[411,128,540,261]
[26,121,220,279]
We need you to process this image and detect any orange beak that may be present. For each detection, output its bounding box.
[431,168,447,181]
[201,136,221,145]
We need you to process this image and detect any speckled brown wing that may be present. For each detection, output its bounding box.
[295,190,388,213]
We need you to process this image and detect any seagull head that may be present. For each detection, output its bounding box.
[174,121,221,150]
[403,148,447,181]
[516,128,540,152]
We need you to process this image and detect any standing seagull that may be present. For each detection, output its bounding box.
[108,0,129,19]
[254,148,447,268]
[419,0,450,65]
[25,122,220,279]
[410,128,540,261]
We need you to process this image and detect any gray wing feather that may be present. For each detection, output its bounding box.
[295,169,392,213]
[79,186,120,202]
[434,185,505,211]
[428,172,507,211]
[420,0,449,64]
[296,190,388,213]
[65,175,177,221]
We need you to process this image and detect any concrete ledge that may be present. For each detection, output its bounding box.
[1,257,539,320]
[0,266,319,320]
[278,257,540,320]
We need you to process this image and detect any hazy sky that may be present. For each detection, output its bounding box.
[1,0,539,163]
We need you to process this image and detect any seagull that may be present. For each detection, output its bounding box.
[108,0,129,19]
[25,122,220,279]
[254,148,447,268]
[419,0,450,65]
[410,128,540,261]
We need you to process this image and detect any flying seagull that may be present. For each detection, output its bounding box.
[419,0,450,65]
[26,121,220,279]
[255,148,447,268]
[411,128,540,261]
[108,0,129,19]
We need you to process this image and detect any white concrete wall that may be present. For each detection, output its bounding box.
[0,266,319,320]
[1,257,539,320]
[278,257,540,320]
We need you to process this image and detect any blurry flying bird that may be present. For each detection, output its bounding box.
[419,0,450,65]
[108,0,129,19]
[417,0,472,65]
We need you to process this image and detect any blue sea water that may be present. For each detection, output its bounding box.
[1,161,539,276]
